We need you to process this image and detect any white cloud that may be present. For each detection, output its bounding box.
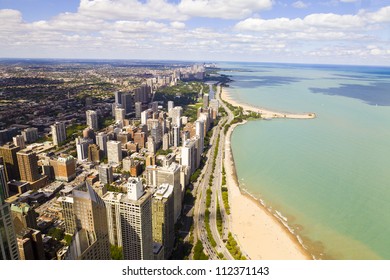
[292,1,309,9]
[339,0,358,2]
[78,0,187,21]
[178,0,273,19]
[170,21,186,29]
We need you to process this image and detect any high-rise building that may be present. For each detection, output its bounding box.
[16,228,44,260]
[170,107,183,127]
[172,125,180,147]
[152,183,174,259]
[156,163,181,222]
[10,202,38,230]
[167,101,174,113]
[17,149,39,183]
[107,140,122,165]
[134,132,146,150]
[13,135,26,150]
[51,122,66,146]
[135,102,142,119]
[151,101,158,113]
[86,110,98,131]
[0,165,9,199]
[21,128,38,144]
[0,177,19,259]
[50,155,76,182]
[65,183,110,260]
[96,132,108,158]
[103,177,153,260]
[147,136,156,154]
[115,107,125,122]
[76,137,93,162]
[195,119,205,154]
[0,143,20,181]
[121,93,133,115]
[114,91,123,105]
[88,144,101,163]
[98,164,113,185]
[203,93,209,108]
[162,133,169,150]
[57,196,76,235]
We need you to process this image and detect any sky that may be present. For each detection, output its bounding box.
[0,0,389,65]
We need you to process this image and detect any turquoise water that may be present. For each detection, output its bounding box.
[224,62,390,259]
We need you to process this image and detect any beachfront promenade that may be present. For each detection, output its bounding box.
[219,85,312,260]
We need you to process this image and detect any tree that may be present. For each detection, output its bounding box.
[110,245,123,260]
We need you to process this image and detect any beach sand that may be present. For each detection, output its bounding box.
[222,87,312,260]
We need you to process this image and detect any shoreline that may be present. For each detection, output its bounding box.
[222,87,313,260]
[221,87,316,120]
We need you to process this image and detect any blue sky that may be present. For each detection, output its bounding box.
[0,0,389,65]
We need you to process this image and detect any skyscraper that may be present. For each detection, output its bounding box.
[167,101,174,113]
[13,135,26,150]
[135,102,142,119]
[65,183,110,260]
[86,110,99,131]
[0,165,9,199]
[152,183,174,259]
[17,149,40,183]
[96,132,108,158]
[76,137,93,162]
[0,176,19,260]
[0,143,20,181]
[115,107,125,122]
[98,164,113,185]
[21,128,38,144]
[103,177,152,260]
[121,93,133,115]
[50,155,76,182]
[107,140,122,165]
[51,122,66,146]
[195,119,205,154]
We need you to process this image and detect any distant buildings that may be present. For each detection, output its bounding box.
[51,122,66,146]
[21,128,38,144]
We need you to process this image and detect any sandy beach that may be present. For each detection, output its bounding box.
[221,87,315,119]
[222,87,312,260]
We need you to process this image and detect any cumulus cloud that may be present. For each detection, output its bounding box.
[178,0,273,19]
[292,1,309,9]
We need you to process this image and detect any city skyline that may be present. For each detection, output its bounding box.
[0,0,389,66]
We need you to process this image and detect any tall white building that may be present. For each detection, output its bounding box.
[86,110,98,131]
[103,177,153,260]
[135,102,142,119]
[96,132,108,157]
[76,137,93,162]
[170,107,183,127]
[167,101,174,113]
[172,125,180,147]
[115,107,125,122]
[51,122,66,146]
[195,119,205,154]
[107,140,122,165]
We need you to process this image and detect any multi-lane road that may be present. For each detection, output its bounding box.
[192,85,235,260]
